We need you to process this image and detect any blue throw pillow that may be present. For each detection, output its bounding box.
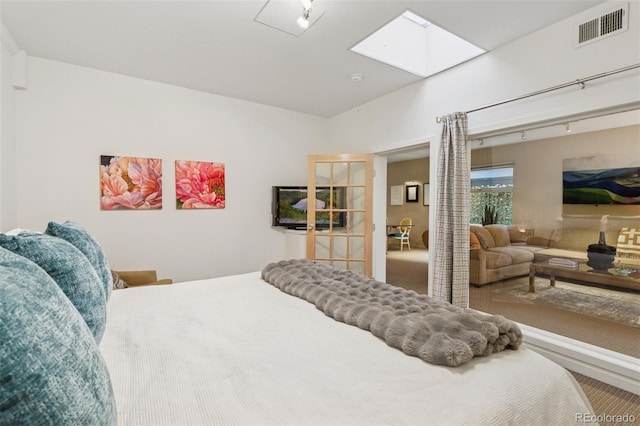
[0,232,107,342]
[45,220,112,301]
[0,247,116,425]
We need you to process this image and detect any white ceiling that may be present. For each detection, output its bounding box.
[1,0,607,118]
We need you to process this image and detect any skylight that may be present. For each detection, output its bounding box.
[350,10,486,78]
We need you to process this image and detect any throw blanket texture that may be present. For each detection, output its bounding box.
[262,259,522,367]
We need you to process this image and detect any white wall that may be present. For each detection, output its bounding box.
[13,57,328,282]
[0,35,18,232]
[328,1,640,151]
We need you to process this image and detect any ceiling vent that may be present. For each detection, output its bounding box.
[575,3,628,47]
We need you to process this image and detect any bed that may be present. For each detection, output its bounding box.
[0,224,595,425]
[100,265,596,425]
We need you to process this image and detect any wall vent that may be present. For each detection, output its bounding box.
[575,3,628,48]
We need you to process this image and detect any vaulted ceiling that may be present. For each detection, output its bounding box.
[1,0,606,118]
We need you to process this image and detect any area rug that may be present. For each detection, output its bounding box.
[493,279,640,328]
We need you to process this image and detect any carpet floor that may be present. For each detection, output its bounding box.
[493,278,640,328]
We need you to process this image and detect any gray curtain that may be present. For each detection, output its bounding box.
[432,112,470,307]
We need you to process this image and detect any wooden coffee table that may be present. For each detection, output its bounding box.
[528,260,640,293]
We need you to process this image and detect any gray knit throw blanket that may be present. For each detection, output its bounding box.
[262,259,522,367]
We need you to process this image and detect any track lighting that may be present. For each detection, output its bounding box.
[565,123,572,133]
[297,13,310,29]
[297,0,313,29]
[521,132,527,141]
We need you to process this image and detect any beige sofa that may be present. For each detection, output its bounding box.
[470,215,640,286]
[469,225,545,286]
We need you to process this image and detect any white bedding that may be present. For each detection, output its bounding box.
[100,272,595,425]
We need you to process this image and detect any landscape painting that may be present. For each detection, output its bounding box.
[100,155,163,210]
[175,160,226,209]
[563,156,640,205]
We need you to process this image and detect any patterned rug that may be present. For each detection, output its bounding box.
[493,279,640,328]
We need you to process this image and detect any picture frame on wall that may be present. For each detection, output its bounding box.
[390,185,403,205]
[423,183,430,206]
[406,184,419,203]
[175,160,226,209]
[100,155,163,210]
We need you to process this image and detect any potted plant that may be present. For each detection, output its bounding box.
[482,204,499,225]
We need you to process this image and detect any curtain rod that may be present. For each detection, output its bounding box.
[435,63,640,123]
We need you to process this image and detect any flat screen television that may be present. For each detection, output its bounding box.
[272,186,346,229]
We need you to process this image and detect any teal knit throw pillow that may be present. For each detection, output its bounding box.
[45,220,112,301]
[0,232,107,342]
[0,247,116,425]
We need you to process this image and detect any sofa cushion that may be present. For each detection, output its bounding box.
[485,225,511,247]
[484,249,512,268]
[0,232,107,342]
[494,246,535,264]
[470,232,481,249]
[471,226,495,249]
[45,221,112,302]
[512,245,546,254]
[0,246,116,425]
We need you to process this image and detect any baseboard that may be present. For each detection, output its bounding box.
[520,323,640,395]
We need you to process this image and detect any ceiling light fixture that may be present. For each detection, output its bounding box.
[565,123,572,133]
[297,0,313,29]
[521,132,527,141]
[350,73,363,82]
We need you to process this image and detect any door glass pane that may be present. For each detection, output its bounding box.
[316,211,333,230]
[332,260,347,271]
[333,212,347,232]
[349,187,365,210]
[349,212,366,234]
[351,162,366,185]
[316,162,331,185]
[349,237,365,259]
[333,236,348,258]
[333,162,348,185]
[349,261,365,275]
[316,187,331,211]
[334,187,347,209]
[315,235,330,258]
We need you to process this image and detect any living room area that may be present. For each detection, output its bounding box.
[385,120,640,360]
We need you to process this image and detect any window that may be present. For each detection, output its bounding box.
[470,166,513,225]
[350,10,486,78]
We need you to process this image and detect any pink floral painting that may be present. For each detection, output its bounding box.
[100,155,163,210]
[175,160,226,209]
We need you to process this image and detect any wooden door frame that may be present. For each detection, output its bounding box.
[306,154,374,277]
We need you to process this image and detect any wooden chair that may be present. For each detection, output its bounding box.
[388,217,412,251]
[114,270,173,289]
